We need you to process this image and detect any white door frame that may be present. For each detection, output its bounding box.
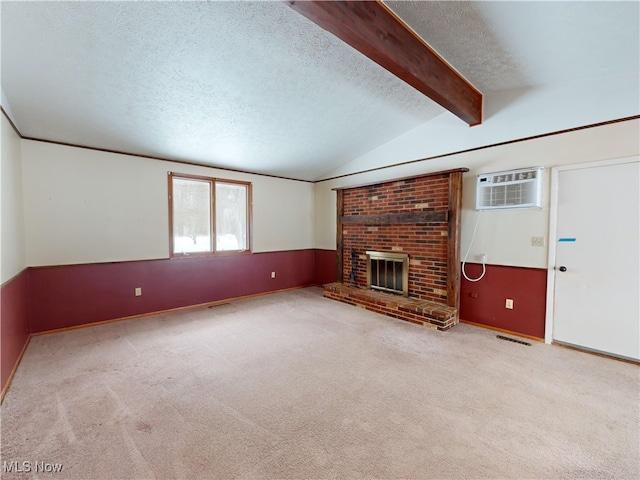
[544,155,640,344]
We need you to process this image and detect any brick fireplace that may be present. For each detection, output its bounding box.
[324,168,467,330]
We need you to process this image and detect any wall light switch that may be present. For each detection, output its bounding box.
[531,236,545,247]
[505,298,513,309]
[135,287,142,297]
[271,272,276,279]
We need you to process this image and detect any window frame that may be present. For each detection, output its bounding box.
[168,172,252,258]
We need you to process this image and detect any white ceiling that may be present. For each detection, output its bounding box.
[2,1,638,181]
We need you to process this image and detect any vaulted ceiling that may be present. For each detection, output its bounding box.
[2,1,638,181]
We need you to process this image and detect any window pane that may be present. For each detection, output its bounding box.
[172,178,212,253]
[216,182,247,251]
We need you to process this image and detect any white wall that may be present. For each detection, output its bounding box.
[21,140,314,266]
[314,119,640,269]
[1,113,27,282]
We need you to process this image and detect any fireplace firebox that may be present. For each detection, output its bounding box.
[366,251,409,297]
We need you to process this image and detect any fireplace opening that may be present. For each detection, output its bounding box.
[366,251,409,297]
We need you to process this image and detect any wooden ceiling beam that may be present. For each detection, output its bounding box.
[286,0,482,126]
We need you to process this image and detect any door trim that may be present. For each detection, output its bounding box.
[553,340,640,364]
[544,155,640,344]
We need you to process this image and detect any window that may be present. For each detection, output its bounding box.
[168,172,251,256]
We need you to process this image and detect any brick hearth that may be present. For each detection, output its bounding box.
[324,282,458,331]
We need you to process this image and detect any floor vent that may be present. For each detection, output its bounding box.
[208,303,231,308]
[496,335,531,346]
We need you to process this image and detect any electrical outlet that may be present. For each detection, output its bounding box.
[531,236,545,247]
[135,287,142,297]
[478,253,487,263]
[271,272,276,279]
[505,298,513,309]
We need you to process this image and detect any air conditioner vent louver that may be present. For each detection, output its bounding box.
[476,167,542,210]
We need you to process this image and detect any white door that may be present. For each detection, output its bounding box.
[551,159,639,360]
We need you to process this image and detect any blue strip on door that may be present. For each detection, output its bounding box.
[558,237,576,242]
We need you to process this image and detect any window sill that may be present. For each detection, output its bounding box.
[170,250,252,259]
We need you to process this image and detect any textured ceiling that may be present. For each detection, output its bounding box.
[385,0,640,93]
[2,1,638,181]
[1,1,444,181]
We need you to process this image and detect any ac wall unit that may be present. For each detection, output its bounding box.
[476,167,542,210]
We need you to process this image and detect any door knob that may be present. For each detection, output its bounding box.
[558,266,567,272]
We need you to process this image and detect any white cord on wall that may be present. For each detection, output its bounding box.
[462,210,486,282]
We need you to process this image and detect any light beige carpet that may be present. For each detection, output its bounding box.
[1,287,638,479]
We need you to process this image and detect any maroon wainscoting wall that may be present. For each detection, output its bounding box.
[460,263,547,339]
[29,250,318,333]
[1,269,31,392]
[314,249,338,286]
